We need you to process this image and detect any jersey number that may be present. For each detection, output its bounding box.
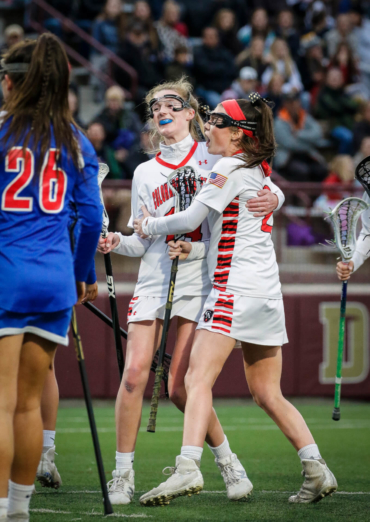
[261,185,273,234]
[165,206,203,243]
[1,147,67,213]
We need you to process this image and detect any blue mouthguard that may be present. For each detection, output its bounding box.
[159,119,173,125]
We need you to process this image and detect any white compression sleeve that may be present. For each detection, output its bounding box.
[113,232,151,257]
[142,200,210,237]
[352,232,370,272]
[186,239,210,261]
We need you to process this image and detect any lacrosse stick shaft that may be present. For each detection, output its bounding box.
[70,308,113,515]
[333,277,348,421]
[103,249,125,380]
[84,301,127,339]
[147,256,179,433]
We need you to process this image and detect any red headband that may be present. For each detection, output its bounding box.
[221,99,271,177]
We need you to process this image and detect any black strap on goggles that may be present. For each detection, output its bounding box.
[204,110,258,134]
[148,93,191,118]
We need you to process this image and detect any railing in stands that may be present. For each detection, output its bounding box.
[27,0,138,99]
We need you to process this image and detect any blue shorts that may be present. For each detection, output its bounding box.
[0,307,72,346]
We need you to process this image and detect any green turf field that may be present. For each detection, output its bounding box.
[32,399,370,521]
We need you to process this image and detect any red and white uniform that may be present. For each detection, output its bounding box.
[114,134,217,323]
[196,155,287,345]
[114,138,285,325]
[143,153,287,344]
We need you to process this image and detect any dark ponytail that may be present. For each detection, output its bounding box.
[233,98,276,170]
[1,33,81,174]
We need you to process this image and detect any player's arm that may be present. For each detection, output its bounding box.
[137,200,210,237]
[81,262,98,303]
[246,178,285,217]
[98,231,151,256]
[337,199,370,280]
[72,148,103,296]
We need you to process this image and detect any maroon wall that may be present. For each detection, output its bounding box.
[56,293,370,399]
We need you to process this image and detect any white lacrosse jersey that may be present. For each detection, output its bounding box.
[196,154,282,299]
[128,135,219,297]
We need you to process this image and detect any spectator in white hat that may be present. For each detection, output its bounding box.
[220,66,258,101]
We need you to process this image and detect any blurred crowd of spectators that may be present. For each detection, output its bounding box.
[3,0,370,197]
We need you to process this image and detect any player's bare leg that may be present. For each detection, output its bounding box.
[37,354,62,489]
[140,330,253,506]
[10,334,56,520]
[109,320,162,505]
[242,342,337,503]
[168,317,225,448]
[0,333,23,518]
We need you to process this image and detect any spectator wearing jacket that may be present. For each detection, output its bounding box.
[193,27,237,108]
[274,92,328,182]
[155,0,189,62]
[95,86,142,146]
[213,8,243,56]
[275,9,300,61]
[237,8,275,52]
[221,67,258,102]
[235,36,268,81]
[315,67,359,154]
[261,38,303,94]
[325,13,358,58]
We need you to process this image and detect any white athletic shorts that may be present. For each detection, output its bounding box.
[197,288,288,346]
[127,295,207,324]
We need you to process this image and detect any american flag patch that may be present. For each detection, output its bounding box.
[209,172,227,189]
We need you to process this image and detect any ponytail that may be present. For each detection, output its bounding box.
[1,33,81,175]
[233,98,276,169]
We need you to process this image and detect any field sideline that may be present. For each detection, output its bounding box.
[32,399,370,521]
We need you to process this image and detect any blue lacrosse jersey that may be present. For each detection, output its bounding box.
[0,123,103,313]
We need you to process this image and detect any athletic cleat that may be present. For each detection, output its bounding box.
[36,446,62,489]
[216,453,253,500]
[289,459,337,503]
[139,456,204,506]
[107,469,135,505]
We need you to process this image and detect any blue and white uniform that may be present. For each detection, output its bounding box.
[0,123,103,345]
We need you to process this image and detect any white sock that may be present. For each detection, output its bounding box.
[180,446,203,462]
[208,435,232,460]
[115,451,134,470]
[43,430,56,452]
[8,480,33,518]
[298,444,322,461]
[0,498,8,518]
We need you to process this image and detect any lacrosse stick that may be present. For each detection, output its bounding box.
[68,222,113,515]
[326,197,368,420]
[70,309,113,515]
[83,301,172,397]
[98,163,125,380]
[355,155,370,197]
[147,166,204,432]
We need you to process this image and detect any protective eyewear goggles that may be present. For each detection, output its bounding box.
[204,110,258,133]
[148,93,191,118]
[0,59,29,82]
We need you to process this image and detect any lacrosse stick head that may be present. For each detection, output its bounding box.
[355,155,370,197]
[97,163,110,238]
[328,197,369,261]
[167,165,204,214]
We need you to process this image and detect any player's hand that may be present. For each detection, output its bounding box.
[81,281,98,303]
[168,240,192,260]
[336,261,354,281]
[76,281,86,305]
[133,205,151,238]
[97,232,119,253]
[246,190,279,217]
